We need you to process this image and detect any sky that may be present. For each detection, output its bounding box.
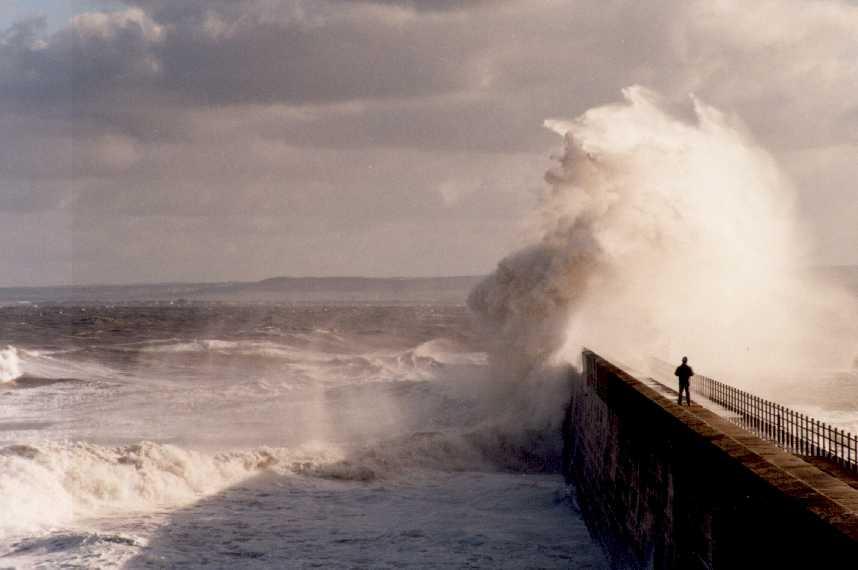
[0,0,857,286]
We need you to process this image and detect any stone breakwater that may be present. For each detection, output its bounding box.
[563,350,858,569]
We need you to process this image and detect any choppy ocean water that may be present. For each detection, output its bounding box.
[0,303,606,568]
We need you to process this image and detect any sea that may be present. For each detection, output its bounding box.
[0,301,607,568]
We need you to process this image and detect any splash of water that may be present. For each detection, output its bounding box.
[471,86,857,388]
[0,346,22,383]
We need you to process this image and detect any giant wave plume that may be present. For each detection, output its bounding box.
[469,86,858,450]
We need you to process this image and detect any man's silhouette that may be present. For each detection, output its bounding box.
[675,356,694,405]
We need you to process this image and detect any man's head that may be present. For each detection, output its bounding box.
[682,356,688,364]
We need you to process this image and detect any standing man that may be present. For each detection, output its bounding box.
[675,356,694,405]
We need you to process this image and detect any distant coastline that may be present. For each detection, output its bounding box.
[0,275,486,304]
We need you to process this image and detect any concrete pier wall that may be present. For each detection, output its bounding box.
[564,350,858,569]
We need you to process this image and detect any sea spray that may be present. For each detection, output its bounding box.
[471,86,858,393]
[0,346,22,383]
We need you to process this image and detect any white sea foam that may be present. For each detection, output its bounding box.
[0,346,22,383]
[0,440,346,538]
[413,338,488,366]
[3,346,115,385]
[0,425,548,541]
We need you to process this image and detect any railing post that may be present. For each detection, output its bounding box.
[847,433,856,471]
[786,409,791,452]
[825,424,834,458]
[815,418,821,456]
[791,411,796,453]
[777,410,782,446]
[836,429,841,466]
[838,429,844,467]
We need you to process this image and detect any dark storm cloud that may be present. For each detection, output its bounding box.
[338,0,507,11]
[156,18,468,105]
[0,11,161,107]
[1,0,858,285]
[10,0,476,110]
[127,0,504,18]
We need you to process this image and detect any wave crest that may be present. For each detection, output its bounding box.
[0,346,22,383]
[0,441,282,537]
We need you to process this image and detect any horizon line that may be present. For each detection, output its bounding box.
[0,274,488,291]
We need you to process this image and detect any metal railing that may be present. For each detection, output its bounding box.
[652,359,858,474]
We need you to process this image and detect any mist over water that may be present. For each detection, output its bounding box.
[472,86,858,388]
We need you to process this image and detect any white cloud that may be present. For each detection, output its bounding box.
[72,7,164,42]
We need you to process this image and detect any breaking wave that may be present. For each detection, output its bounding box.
[0,441,286,538]
[0,345,112,387]
[0,417,562,540]
[135,337,486,385]
[0,347,22,383]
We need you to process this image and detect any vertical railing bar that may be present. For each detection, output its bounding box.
[816,418,821,457]
[816,418,820,456]
[830,425,834,462]
[838,428,842,466]
[787,409,792,452]
[832,426,836,464]
[810,412,819,457]
[770,400,774,440]
[751,394,756,434]
[765,399,769,439]
[828,424,835,458]
[849,434,858,471]
[836,428,841,466]
[795,412,804,455]
[791,410,795,452]
[793,411,797,453]
[750,393,755,434]
[848,433,856,471]
[789,408,794,452]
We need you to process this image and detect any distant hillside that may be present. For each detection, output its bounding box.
[0,276,485,304]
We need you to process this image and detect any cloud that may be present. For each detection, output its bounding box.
[1,0,858,284]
